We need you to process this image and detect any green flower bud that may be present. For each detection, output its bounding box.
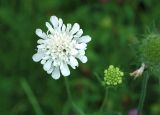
[140,34,160,67]
[104,65,124,86]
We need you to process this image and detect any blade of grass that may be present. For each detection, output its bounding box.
[20,78,44,115]
[64,77,85,115]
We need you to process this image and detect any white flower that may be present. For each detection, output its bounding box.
[32,16,91,80]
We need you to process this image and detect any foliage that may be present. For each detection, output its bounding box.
[0,0,160,115]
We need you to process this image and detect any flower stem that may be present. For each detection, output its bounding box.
[64,77,85,115]
[137,71,149,115]
[94,72,102,84]
[98,87,109,114]
[159,77,160,91]
[20,78,44,115]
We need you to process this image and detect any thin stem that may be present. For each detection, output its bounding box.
[20,78,44,115]
[137,71,149,115]
[159,77,160,90]
[98,88,109,114]
[64,78,85,115]
[94,72,102,84]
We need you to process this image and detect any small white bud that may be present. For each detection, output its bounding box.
[130,63,145,79]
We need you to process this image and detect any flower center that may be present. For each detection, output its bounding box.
[47,31,76,65]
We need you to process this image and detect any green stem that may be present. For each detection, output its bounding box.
[98,88,109,114]
[94,72,102,84]
[20,78,44,115]
[137,71,149,115]
[159,77,160,91]
[64,78,85,115]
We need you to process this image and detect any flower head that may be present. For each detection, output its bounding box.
[140,34,160,67]
[104,65,124,86]
[32,16,91,79]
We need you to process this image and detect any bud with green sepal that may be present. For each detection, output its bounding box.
[104,65,124,86]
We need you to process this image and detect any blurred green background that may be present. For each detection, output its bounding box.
[0,0,160,115]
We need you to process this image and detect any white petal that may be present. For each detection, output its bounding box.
[43,60,52,71]
[32,53,44,62]
[60,63,70,76]
[77,35,91,43]
[42,55,50,60]
[46,22,54,33]
[70,23,80,35]
[78,55,88,63]
[76,43,87,50]
[58,18,63,29]
[69,64,75,69]
[62,24,66,32]
[41,59,46,64]
[47,67,54,74]
[37,44,45,49]
[50,16,59,28]
[35,29,47,39]
[45,51,50,55]
[71,49,78,55]
[66,24,72,32]
[74,29,83,37]
[37,39,44,44]
[78,50,85,55]
[69,56,79,69]
[51,67,60,80]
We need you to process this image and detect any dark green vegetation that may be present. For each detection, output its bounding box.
[0,0,160,115]
[140,34,160,66]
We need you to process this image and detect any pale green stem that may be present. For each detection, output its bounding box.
[20,78,44,115]
[94,72,102,84]
[64,78,85,115]
[98,88,109,114]
[137,71,149,115]
[159,77,160,90]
